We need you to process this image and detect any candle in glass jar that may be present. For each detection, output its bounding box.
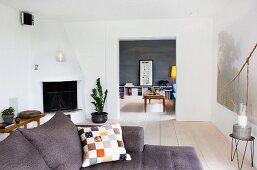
[238,115,247,128]
[239,103,247,115]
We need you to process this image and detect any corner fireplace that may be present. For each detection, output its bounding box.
[43,81,77,113]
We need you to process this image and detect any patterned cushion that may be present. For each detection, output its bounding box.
[78,123,131,167]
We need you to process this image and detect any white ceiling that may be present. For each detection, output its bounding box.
[0,0,232,21]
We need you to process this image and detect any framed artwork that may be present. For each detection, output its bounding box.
[139,60,153,86]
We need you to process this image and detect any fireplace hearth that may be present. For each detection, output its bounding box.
[43,81,77,113]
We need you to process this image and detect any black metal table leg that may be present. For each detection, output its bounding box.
[229,134,255,170]
[240,141,249,169]
[251,140,254,167]
[236,139,240,169]
[231,137,233,161]
[231,138,240,168]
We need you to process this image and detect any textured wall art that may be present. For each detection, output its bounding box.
[217,31,241,112]
[217,31,257,124]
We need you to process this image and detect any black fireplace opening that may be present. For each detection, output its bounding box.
[43,81,77,113]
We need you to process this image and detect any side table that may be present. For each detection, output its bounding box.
[143,95,166,112]
[229,134,255,170]
[0,114,45,133]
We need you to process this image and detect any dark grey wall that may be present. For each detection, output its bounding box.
[119,40,176,86]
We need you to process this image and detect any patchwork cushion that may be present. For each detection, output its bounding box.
[78,123,131,167]
[80,152,142,170]
[18,112,83,170]
[0,130,50,170]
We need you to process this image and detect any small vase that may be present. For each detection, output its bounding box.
[2,114,14,124]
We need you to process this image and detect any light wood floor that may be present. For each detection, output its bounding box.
[119,99,256,170]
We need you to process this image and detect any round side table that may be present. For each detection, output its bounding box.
[229,134,255,170]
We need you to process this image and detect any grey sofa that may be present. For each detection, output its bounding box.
[0,112,202,170]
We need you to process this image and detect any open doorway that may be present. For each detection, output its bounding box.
[119,39,176,119]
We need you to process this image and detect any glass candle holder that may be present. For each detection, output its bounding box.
[238,103,247,128]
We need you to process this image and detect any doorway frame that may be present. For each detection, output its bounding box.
[117,37,177,119]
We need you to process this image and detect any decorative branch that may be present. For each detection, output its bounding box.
[223,43,257,88]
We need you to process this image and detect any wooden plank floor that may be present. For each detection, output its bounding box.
[119,99,256,170]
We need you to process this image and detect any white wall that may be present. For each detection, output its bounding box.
[212,0,257,166]
[0,2,214,143]
[65,18,214,121]
[64,22,107,118]
[29,20,84,109]
[0,5,86,140]
[28,20,86,123]
[0,4,32,140]
[0,4,32,118]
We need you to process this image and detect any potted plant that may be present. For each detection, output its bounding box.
[91,78,108,123]
[2,107,15,124]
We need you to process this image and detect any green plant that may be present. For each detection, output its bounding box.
[91,78,108,114]
[2,107,15,115]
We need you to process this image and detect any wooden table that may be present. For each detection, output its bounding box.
[0,114,45,133]
[144,95,166,112]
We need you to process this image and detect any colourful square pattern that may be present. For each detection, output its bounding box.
[78,123,131,167]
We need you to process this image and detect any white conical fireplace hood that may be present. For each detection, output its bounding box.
[30,20,83,81]
[29,20,84,111]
